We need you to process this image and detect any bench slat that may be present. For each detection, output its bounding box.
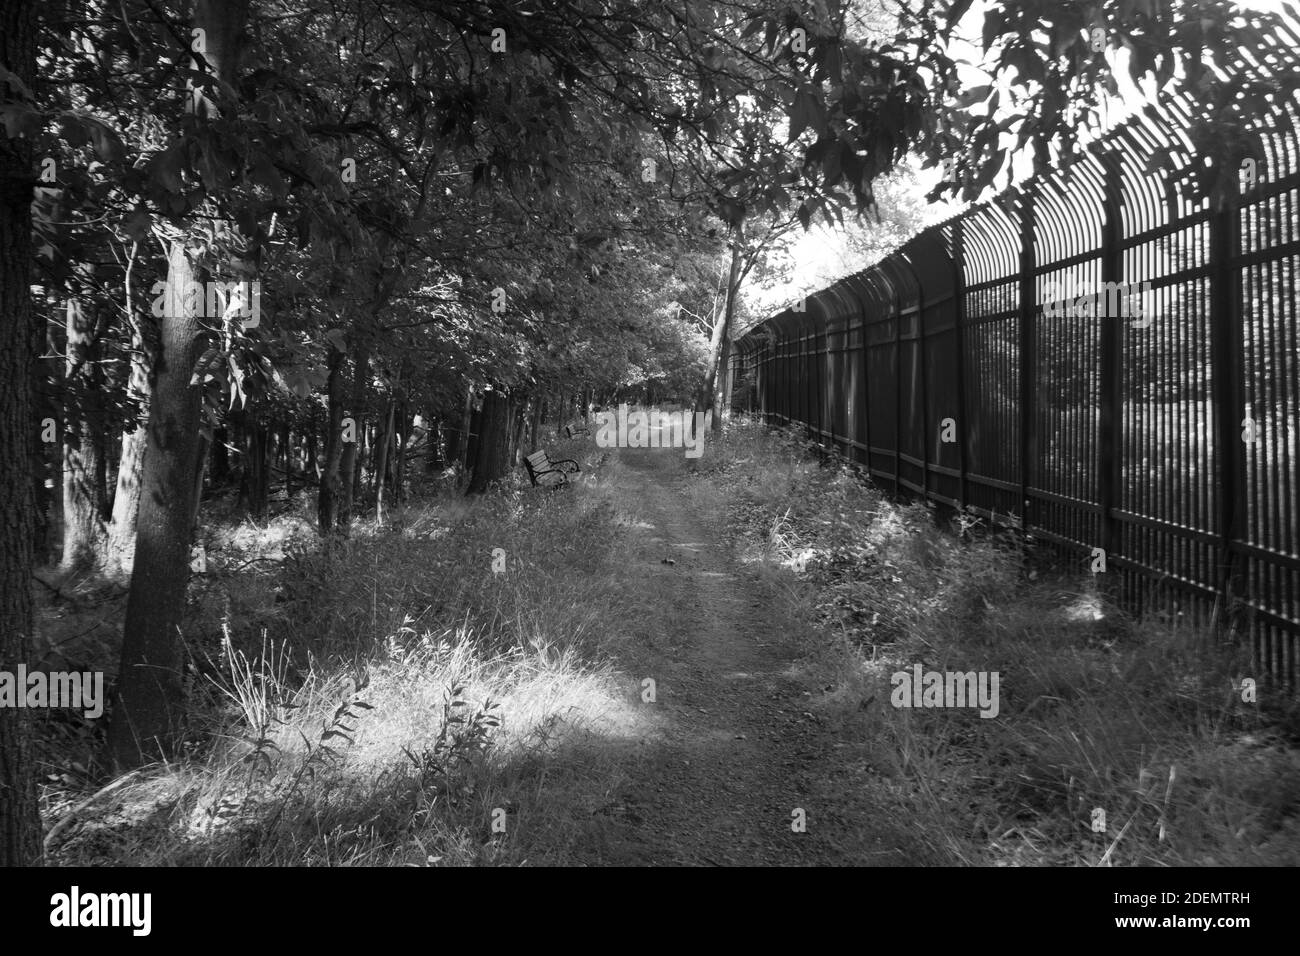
[524,448,580,487]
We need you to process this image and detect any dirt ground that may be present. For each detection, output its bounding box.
[564,444,901,865]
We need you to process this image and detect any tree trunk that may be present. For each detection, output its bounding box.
[370,398,388,497]
[190,429,210,534]
[393,402,407,503]
[108,242,209,770]
[444,416,461,469]
[258,424,269,514]
[60,296,111,571]
[450,384,474,472]
[702,220,745,437]
[358,422,370,496]
[463,396,482,474]
[466,388,510,495]
[339,339,367,526]
[253,418,269,518]
[32,291,58,567]
[0,0,43,866]
[529,397,544,453]
[714,334,733,435]
[104,272,156,582]
[374,395,394,520]
[282,422,292,503]
[510,395,528,466]
[210,426,230,485]
[109,0,250,770]
[239,414,268,520]
[232,412,247,510]
[307,428,319,480]
[426,415,444,472]
[105,425,146,580]
[317,345,345,533]
[104,326,150,583]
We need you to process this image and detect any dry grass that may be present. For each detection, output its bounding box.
[38,417,1300,867]
[45,440,659,866]
[705,415,1300,866]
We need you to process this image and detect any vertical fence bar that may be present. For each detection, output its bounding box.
[1098,151,1123,580]
[953,223,969,509]
[1018,192,1038,530]
[893,291,903,495]
[918,271,930,500]
[780,335,788,424]
[1210,176,1246,635]
[774,338,785,424]
[775,338,782,424]
[785,335,791,425]
[860,294,872,476]
[817,325,826,449]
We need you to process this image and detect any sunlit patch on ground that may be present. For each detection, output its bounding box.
[1063,593,1106,623]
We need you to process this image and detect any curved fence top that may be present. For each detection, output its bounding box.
[741,5,1300,348]
[730,6,1300,687]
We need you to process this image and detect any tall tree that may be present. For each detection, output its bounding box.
[109,0,254,770]
[0,0,43,865]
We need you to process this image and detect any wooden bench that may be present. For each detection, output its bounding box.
[524,449,580,487]
[564,422,590,438]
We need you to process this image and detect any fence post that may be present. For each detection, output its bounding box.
[776,336,784,425]
[893,285,903,496]
[816,325,825,450]
[767,342,774,423]
[1018,191,1038,530]
[861,294,872,475]
[774,338,785,424]
[804,330,813,438]
[917,265,930,500]
[952,221,969,510]
[785,334,793,427]
[1098,150,1123,583]
[784,334,792,426]
[1210,175,1245,632]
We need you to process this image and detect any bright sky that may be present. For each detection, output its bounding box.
[754,0,1295,320]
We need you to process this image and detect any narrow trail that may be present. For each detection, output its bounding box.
[571,445,900,866]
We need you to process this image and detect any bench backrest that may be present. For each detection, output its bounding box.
[525,450,550,470]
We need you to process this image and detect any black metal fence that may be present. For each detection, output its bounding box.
[729,29,1300,688]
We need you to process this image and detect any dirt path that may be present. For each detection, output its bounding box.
[575,446,900,866]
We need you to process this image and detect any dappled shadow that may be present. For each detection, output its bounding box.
[48,437,912,866]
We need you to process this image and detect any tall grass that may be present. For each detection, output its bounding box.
[703,415,1300,865]
[46,441,655,866]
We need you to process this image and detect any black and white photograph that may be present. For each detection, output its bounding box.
[0,0,1295,929]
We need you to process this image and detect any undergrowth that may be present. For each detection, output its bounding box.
[699,415,1300,866]
[43,440,652,866]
